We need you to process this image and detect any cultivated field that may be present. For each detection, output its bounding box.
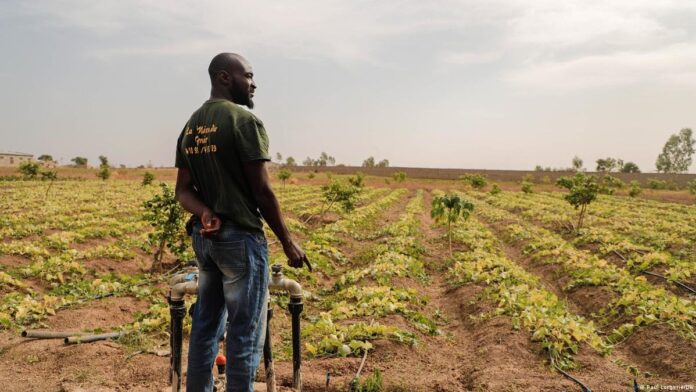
[0,174,694,391]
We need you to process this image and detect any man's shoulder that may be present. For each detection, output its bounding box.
[206,100,261,124]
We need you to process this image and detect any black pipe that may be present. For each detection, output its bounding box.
[169,298,186,392]
[263,304,276,391]
[289,296,304,390]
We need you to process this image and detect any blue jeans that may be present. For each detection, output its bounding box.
[187,222,269,392]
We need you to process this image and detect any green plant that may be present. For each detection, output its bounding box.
[687,179,696,197]
[490,184,502,195]
[142,171,155,186]
[628,181,642,198]
[556,173,599,232]
[460,173,487,189]
[391,172,406,183]
[277,168,292,187]
[18,162,40,179]
[656,128,695,173]
[143,183,191,272]
[431,194,474,255]
[599,175,625,195]
[307,172,315,179]
[71,156,88,166]
[521,181,533,194]
[96,155,110,181]
[356,369,383,392]
[317,180,361,219]
[647,179,667,190]
[349,172,366,188]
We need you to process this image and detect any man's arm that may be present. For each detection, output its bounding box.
[243,160,309,270]
[175,167,221,235]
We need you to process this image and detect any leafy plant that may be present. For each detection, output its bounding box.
[142,183,191,272]
[142,171,155,186]
[18,162,40,179]
[687,179,696,198]
[277,168,292,187]
[391,172,406,183]
[556,173,599,232]
[656,128,695,173]
[431,194,474,255]
[348,172,366,188]
[96,155,110,181]
[521,181,534,194]
[628,181,642,198]
[490,184,502,195]
[315,180,362,220]
[460,173,487,189]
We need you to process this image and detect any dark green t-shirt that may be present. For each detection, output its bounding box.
[175,99,271,233]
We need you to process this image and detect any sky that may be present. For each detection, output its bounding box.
[1,0,695,172]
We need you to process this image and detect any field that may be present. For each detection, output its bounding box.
[0,172,694,391]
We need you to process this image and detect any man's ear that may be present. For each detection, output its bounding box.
[217,70,231,85]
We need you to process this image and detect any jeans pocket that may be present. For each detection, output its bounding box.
[211,240,247,282]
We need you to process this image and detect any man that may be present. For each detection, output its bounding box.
[175,52,309,392]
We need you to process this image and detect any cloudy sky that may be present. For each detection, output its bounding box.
[1,0,695,172]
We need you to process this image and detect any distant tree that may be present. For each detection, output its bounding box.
[534,165,544,172]
[71,156,88,167]
[303,157,314,166]
[142,171,155,186]
[620,161,641,173]
[391,171,406,183]
[572,156,584,171]
[38,154,53,162]
[596,158,619,173]
[556,173,599,232]
[656,128,695,173]
[431,194,474,255]
[275,152,283,163]
[97,155,110,180]
[285,156,297,166]
[362,156,375,168]
[119,164,126,169]
[376,159,390,168]
[319,152,335,166]
[19,161,40,179]
[277,168,291,187]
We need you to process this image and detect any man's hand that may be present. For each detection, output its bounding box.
[282,240,312,271]
[200,208,222,237]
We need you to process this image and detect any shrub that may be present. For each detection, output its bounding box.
[490,184,502,195]
[391,172,407,183]
[628,181,642,198]
[647,179,667,190]
[18,162,40,179]
[277,168,292,187]
[348,172,366,188]
[142,171,155,186]
[460,174,487,189]
[521,181,533,194]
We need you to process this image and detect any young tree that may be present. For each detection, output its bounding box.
[41,169,57,198]
[71,156,88,167]
[656,128,695,173]
[314,180,361,221]
[490,184,502,195]
[285,156,297,166]
[142,171,155,186]
[277,168,291,187]
[460,174,487,190]
[628,181,642,198]
[431,194,474,255]
[18,161,40,179]
[391,171,406,183]
[688,179,696,198]
[348,172,365,188]
[362,156,375,168]
[96,155,110,180]
[572,156,584,171]
[556,173,599,232]
[143,183,190,272]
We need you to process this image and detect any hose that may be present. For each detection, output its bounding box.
[550,354,591,392]
[64,332,123,345]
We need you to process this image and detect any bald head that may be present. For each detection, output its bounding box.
[208,53,248,81]
[208,52,257,108]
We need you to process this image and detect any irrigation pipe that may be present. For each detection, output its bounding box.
[612,250,696,295]
[64,332,124,345]
[550,354,592,392]
[22,330,89,339]
[348,350,369,392]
